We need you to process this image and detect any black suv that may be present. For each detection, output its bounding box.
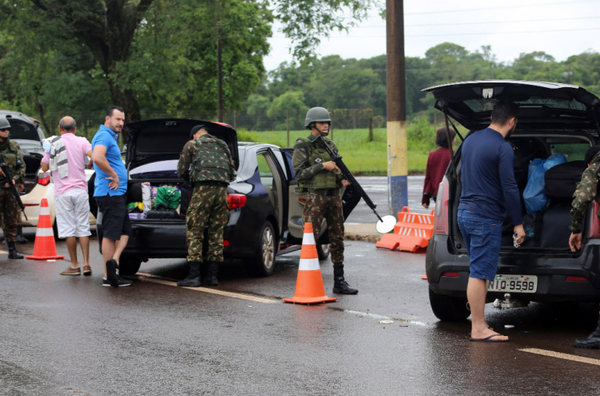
[96,119,361,277]
[423,80,600,321]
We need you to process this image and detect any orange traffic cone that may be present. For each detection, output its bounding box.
[283,222,337,305]
[26,198,64,260]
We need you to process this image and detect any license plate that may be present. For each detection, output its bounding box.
[488,275,537,293]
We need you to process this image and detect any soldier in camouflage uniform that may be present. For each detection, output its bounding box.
[177,124,235,287]
[292,107,358,294]
[0,115,25,259]
[569,145,600,348]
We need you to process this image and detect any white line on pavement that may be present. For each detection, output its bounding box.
[135,274,279,304]
[520,348,600,366]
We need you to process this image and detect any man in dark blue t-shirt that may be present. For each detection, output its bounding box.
[458,101,525,343]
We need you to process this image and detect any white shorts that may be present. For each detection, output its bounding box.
[55,188,91,238]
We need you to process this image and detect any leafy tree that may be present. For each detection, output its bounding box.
[267,91,307,130]
[6,0,378,122]
[246,94,272,130]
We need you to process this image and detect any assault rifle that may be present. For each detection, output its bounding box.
[0,162,28,220]
[313,135,384,223]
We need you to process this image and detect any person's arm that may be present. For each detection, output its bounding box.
[292,143,324,182]
[422,152,433,207]
[14,143,25,191]
[41,152,50,172]
[498,144,525,243]
[177,141,193,182]
[92,144,119,190]
[85,149,93,169]
[569,163,600,251]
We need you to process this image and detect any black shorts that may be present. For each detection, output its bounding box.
[95,195,132,241]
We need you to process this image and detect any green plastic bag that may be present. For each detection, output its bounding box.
[154,186,181,210]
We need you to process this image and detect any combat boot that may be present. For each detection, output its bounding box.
[7,242,24,259]
[332,263,358,294]
[574,315,600,348]
[177,261,201,287]
[204,261,219,286]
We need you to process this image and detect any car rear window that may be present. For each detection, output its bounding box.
[464,97,587,113]
[7,119,40,141]
[551,143,589,161]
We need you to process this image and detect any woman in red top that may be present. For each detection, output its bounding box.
[422,127,456,209]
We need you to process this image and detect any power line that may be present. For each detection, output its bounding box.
[349,16,600,28]
[271,27,600,39]
[404,0,596,15]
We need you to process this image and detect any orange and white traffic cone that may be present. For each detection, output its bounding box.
[26,198,64,260]
[283,222,337,305]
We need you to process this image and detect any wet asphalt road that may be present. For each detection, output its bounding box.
[2,177,600,395]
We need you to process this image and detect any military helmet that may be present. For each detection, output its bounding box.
[304,107,331,129]
[0,115,11,130]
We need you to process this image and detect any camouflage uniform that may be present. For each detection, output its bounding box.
[570,157,600,233]
[177,133,235,263]
[0,140,25,243]
[292,134,345,263]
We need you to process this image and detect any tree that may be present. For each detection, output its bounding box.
[10,0,378,122]
[267,91,307,130]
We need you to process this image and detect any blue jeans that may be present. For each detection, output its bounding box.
[457,209,503,282]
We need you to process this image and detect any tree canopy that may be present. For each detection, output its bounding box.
[0,0,378,129]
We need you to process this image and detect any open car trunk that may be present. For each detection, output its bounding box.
[422,80,600,253]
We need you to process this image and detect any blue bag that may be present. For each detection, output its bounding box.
[523,154,567,214]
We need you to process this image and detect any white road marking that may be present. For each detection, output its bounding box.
[520,348,600,366]
[135,274,279,304]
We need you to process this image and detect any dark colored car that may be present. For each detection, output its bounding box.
[104,119,360,277]
[422,80,600,321]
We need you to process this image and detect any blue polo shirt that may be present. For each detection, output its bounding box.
[91,125,127,196]
[459,128,523,225]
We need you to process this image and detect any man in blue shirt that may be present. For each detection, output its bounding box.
[458,101,525,342]
[92,106,132,287]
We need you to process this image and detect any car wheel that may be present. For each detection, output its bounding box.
[429,288,470,322]
[247,221,277,277]
[119,256,143,276]
[316,243,330,260]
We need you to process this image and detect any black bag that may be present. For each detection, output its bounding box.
[539,202,573,248]
[146,208,181,219]
[545,161,586,200]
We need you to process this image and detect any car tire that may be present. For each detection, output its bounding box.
[247,221,277,277]
[429,288,470,322]
[316,243,330,260]
[119,256,143,276]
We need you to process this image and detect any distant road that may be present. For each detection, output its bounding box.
[345,176,434,224]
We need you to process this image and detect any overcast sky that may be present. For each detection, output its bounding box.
[264,0,599,71]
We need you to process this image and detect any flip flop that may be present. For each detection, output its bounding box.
[469,333,509,342]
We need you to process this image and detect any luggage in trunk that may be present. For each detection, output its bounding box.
[539,202,573,248]
[545,160,586,201]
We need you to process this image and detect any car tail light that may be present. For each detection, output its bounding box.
[434,176,449,235]
[566,276,587,282]
[588,201,600,238]
[227,194,246,210]
[442,272,459,277]
[37,175,51,186]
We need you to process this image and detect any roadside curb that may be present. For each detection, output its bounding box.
[345,224,381,243]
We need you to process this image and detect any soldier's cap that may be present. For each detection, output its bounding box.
[190,124,209,140]
[585,145,600,165]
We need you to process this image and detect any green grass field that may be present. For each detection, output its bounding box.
[238,126,439,176]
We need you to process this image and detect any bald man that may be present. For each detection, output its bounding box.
[42,116,93,276]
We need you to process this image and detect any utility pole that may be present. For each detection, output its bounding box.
[217,0,224,122]
[386,0,408,216]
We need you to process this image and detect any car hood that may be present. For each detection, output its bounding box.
[124,118,239,171]
[422,80,600,132]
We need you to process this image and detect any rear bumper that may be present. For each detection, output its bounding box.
[426,234,600,302]
[119,209,256,260]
